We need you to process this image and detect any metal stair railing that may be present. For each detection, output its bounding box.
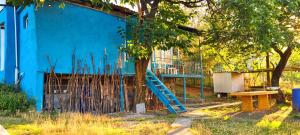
[145,70,187,114]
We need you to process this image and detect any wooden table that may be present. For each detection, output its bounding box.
[230,91,278,112]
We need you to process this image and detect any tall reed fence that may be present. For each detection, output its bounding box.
[43,53,135,114]
[44,52,165,114]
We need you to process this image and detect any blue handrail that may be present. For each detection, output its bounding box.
[145,70,186,114]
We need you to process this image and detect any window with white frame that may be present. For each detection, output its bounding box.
[0,0,6,11]
[23,14,28,29]
[0,24,5,71]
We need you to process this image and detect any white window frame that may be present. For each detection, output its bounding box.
[0,0,6,11]
[23,15,28,29]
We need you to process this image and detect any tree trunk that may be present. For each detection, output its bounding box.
[131,0,158,112]
[271,47,293,103]
[133,58,150,112]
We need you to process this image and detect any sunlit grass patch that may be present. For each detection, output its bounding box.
[256,106,292,129]
[1,112,174,135]
[223,115,230,121]
[191,106,300,135]
[131,121,171,135]
[191,117,300,135]
[8,124,41,135]
[191,118,258,135]
[200,106,240,117]
[190,121,212,135]
[256,120,281,129]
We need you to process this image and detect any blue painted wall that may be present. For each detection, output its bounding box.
[36,2,125,73]
[18,5,40,110]
[0,7,16,84]
[4,7,16,84]
[18,2,125,111]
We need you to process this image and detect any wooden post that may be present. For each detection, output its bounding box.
[241,96,254,112]
[124,78,129,112]
[200,52,204,99]
[198,39,205,99]
[183,77,186,105]
[266,53,271,86]
[120,74,124,112]
[258,95,270,111]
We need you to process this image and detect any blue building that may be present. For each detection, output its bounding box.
[0,0,135,111]
[0,0,200,114]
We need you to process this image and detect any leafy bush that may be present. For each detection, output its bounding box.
[0,84,35,115]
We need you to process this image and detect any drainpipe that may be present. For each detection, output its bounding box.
[13,6,19,85]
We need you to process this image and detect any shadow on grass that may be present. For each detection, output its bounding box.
[190,105,300,135]
[0,116,33,128]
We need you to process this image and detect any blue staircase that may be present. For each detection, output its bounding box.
[146,70,187,114]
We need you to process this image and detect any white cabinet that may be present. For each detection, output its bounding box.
[213,72,245,93]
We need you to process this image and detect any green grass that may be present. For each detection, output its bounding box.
[0,112,175,135]
[191,118,300,135]
[190,106,300,135]
[3,104,300,135]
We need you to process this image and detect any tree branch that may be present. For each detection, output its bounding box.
[272,46,284,57]
[177,25,204,36]
[147,0,159,18]
[165,0,208,8]
[140,0,149,16]
[284,46,292,56]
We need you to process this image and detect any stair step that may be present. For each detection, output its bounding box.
[146,70,186,114]
[171,105,182,108]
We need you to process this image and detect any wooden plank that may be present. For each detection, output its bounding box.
[230,91,278,96]
[241,96,254,112]
[257,95,270,111]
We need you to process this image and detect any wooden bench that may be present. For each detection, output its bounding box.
[230,91,278,112]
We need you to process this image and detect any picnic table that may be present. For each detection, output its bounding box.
[230,91,278,112]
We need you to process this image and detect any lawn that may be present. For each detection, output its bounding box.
[190,105,300,135]
[2,104,300,135]
[0,112,176,135]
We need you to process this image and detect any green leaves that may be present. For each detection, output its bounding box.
[0,84,35,115]
[7,0,35,6]
[204,0,300,55]
[120,2,195,60]
[120,40,151,60]
[58,2,65,9]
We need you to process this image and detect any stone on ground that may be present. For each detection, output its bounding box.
[136,103,146,114]
[0,125,9,135]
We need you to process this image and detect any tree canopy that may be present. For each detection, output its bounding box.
[205,0,300,52]
[119,2,195,59]
[202,0,300,87]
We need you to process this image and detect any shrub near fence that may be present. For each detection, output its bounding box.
[0,84,35,115]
